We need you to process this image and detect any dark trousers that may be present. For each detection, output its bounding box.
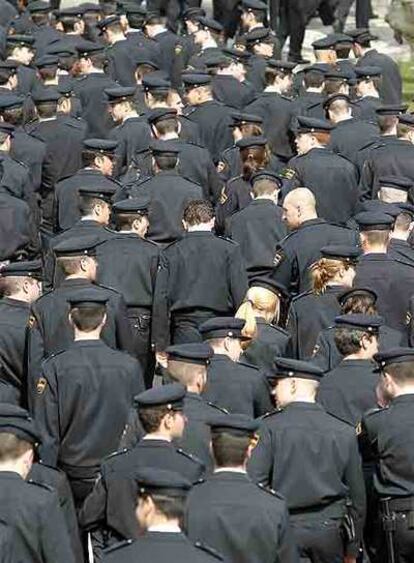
[377,498,414,563]
[290,508,345,563]
[334,0,371,30]
[171,311,220,345]
[127,308,155,389]
[287,0,321,60]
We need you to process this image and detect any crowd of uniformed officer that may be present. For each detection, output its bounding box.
[0,0,414,561]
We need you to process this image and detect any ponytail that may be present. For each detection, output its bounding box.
[236,299,258,341]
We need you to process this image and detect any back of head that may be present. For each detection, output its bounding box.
[69,304,106,332]
[284,187,316,211]
[183,199,214,227]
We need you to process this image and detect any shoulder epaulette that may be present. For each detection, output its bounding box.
[207,401,229,414]
[291,290,313,303]
[103,539,133,554]
[261,408,283,420]
[63,118,85,130]
[27,479,54,493]
[103,448,129,463]
[194,542,224,560]
[237,360,259,371]
[41,349,65,365]
[227,174,242,185]
[183,106,196,117]
[12,158,28,169]
[221,146,236,157]
[176,448,204,466]
[364,406,386,419]
[325,410,355,427]
[96,283,121,294]
[256,482,285,500]
[268,324,290,337]
[217,235,237,245]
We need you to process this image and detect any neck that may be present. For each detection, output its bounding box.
[187,224,212,232]
[307,87,323,93]
[7,292,30,303]
[123,111,139,121]
[300,213,318,224]
[390,230,409,242]
[334,113,352,123]
[287,395,316,405]
[264,85,282,94]
[393,387,414,398]
[344,351,371,361]
[363,245,387,254]
[254,195,276,202]
[147,518,181,532]
[159,132,179,140]
[65,273,90,281]
[0,463,25,479]
[144,431,171,442]
[214,465,246,473]
[73,328,101,341]
[202,38,217,49]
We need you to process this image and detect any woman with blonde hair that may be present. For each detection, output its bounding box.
[287,245,359,359]
[236,277,291,371]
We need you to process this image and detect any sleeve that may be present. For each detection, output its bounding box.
[286,303,300,359]
[358,158,374,201]
[24,205,41,259]
[247,424,274,487]
[253,374,274,418]
[206,157,223,205]
[344,433,366,557]
[229,243,249,310]
[78,475,108,531]
[113,294,135,356]
[40,491,76,563]
[311,331,334,372]
[118,408,145,450]
[26,307,45,414]
[151,251,171,351]
[276,506,300,563]
[272,244,294,294]
[34,363,60,467]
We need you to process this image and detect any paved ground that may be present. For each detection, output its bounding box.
[292,0,412,62]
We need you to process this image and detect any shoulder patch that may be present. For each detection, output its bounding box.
[279,167,296,180]
[194,542,224,560]
[27,479,54,493]
[103,539,133,554]
[256,482,285,500]
[36,377,48,395]
[273,249,285,267]
[219,186,227,204]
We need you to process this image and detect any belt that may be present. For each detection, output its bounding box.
[387,497,414,512]
[127,306,151,316]
[290,500,346,521]
[59,462,100,480]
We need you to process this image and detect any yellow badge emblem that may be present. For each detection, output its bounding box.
[36,377,47,395]
[28,315,35,329]
[219,187,228,204]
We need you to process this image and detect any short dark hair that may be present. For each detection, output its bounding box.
[115,212,147,230]
[0,433,32,462]
[377,114,398,134]
[252,178,278,197]
[394,212,412,232]
[141,492,185,521]
[361,230,390,247]
[153,153,177,170]
[183,200,214,225]
[145,90,169,105]
[342,295,377,315]
[138,406,170,433]
[78,195,106,216]
[334,327,365,356]
[211,431,250,467]
[264,67,288,87]
[384,361,414,383]
[2,106,24,126]
[304,70,325,89]
[69,304,106,331]
[36,101,58,119]
[57,256,83,276]
[153,118,179,136]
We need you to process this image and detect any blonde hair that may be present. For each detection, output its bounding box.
[310,257,349,295]
[236,286,280,344]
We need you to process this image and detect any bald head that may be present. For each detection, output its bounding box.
[327,99,352,123]
[283,188,317,229]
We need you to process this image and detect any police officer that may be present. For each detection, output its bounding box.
[96,197,160,387]
[245,59,297,161]
[102,469,223,562]
[97,15,137,87]
[227,170,287,276]
[80,384,205,543]
[359,113,414,201]
[46,183,115,288]
[182,72,234,163]
[33,290,143,507]
[287,244,359,359]
[152,199,248,349]
[127,140,202,243]
[0,260,41,406]
[317,313,381,426]
[185,413,299,563]
[312,287,405,372]
[361,348,414,562]
[132,107,222,205]
[354,211,414,332]
[282,116,359,225]
[199,317,273,416]
[325,93,379,164]
[294,65,327,119]
[0,404,75,562]
[249,357,366,563]
[272,187,358,294]
[74,43,117,138]
[353,66,382,122]
[350,28,403,105]
[105,86,151,176]
[55,138,120,232]
[27,236,134,402]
